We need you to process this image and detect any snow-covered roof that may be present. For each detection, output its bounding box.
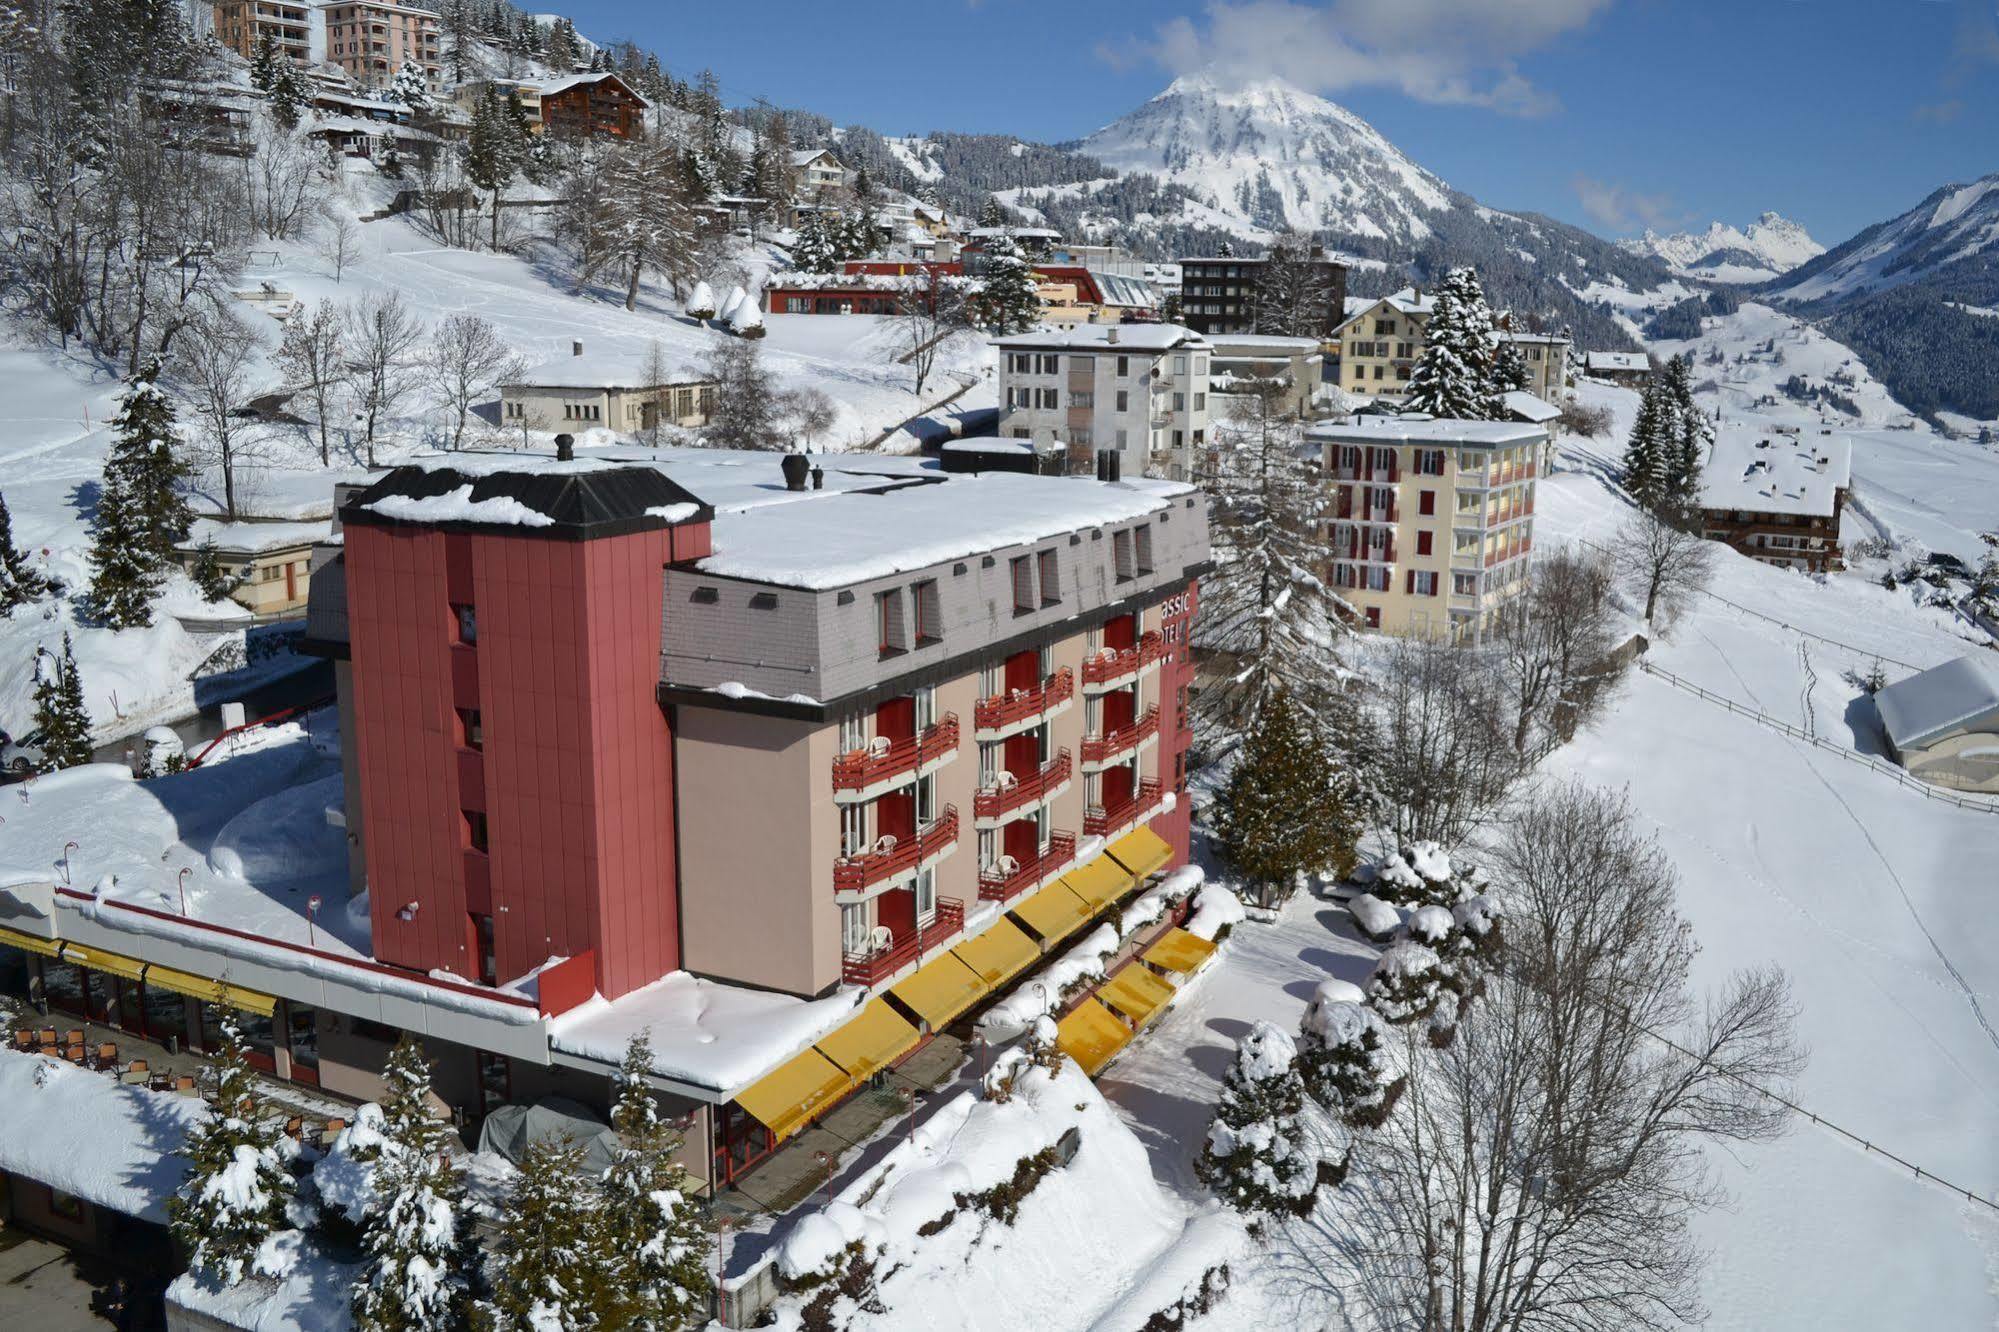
[969,226,1061,241]
[697,470,1190,591]
[1206,333,1324,352]
[507,347,711,390]
[1501,390,1562,424]
[791,148,839,167]
[941,437,1035,455]
[533,71,648,105]
[0,1050,204,1223]
[1332,287,1435,334]
[1698,429,1851,518]
[1306,414,1547,447]
[1586,351,1650,372]
[1874,655,1999,752]
[991,323,1208,352]
[180,517,330,555]
[1495,329,1570,345]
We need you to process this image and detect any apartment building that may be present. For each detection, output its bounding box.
[1309,415,1547,642]
[322,0,441,88]
[1176,251,1349,337]
[535,71,648,138]
[1493,329,1572,401]
[211,1,311,65]
[1330,288,1436,398]
[994,324,1212,481]
[791,148,849,200]
[452,78,543,130]
[1697,429,1851,573]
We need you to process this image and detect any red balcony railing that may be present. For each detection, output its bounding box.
[977,831,1077,903]
[1082,706,1160,765]
[974,668,1073,734]
[1085,779,1163,838]
[832,713,958,793]
[1081,633,1165,687]
[841,897,965,987]
[832,806,959,896]
[973,749,1072,821]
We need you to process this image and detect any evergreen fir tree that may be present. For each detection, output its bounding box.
[389,64,432,120]
[1194,1022,1317,1216]
[352,1037,471,1332]
[976,196,1005,229]
[1297,991,1402,1129]
[87,465,159,629]
[31,634,93,771]
[1492,335,1531,395]
[89,363,189,628]
[1402,266,1501,420]
[1658,353,1712,519]
[480,1138,615,1332]
[1216,238,1235,258]
[1622,378,1673,513]
[189,541,234,603]
[790,211,837,273]
[248,32,279,93]
[168,1011,299,1286]
[0,489,52,610]
[268,57,309,129]
[1212,687,1359,905]
[972,231,1041,335]
[598,1033,712,1332]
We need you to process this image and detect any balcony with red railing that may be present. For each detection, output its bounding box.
[1082,706,1161,769]
[832,805,959,898]
[977,831,1078,903]
[973,668,1074,738]
[840,897,965,988]
[973,749,1072,824]
[1081,633,1165,690]
[831,713,959,799]
[1085,779,1164,839]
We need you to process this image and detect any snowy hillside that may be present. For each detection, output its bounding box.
[1621,211,1823,282]
[1076,72,1451,243]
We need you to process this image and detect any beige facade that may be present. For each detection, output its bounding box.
[995,324,1212,481]
[323,0,441,88]
[1332,289,1434,398]
[1313,417,1548,643]
[1494,330,1571,401]
[500,376,715,435]
[177,519,326,615]
[212,1,311,64]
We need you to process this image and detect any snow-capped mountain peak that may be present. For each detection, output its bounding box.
[1621,212,1823,281]
[1078,69,1451,242]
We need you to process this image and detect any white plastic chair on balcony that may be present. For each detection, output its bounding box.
[867,925,894,955]
[993,769,1017,790]
[867,735,892,759]
[995,854,1020,877]
[873,833,898,855]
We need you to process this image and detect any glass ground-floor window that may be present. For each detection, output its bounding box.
[475,1049,510,1119]
[200,1001,277,1071]
[285,1002,320,1084]
[140,982,189,1049]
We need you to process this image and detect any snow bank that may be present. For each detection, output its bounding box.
[168,1241,362,1332]
[1184,883,1246,941]
[208,774,347,885]
[0,1049,204,1222]
[976,924,1120,1041]
[1347,892,1401,940]
[363,485,554,528]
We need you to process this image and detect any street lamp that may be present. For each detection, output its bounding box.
[177,868,192,917]
[306,895,323,948]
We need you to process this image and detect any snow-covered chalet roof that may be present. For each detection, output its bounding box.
[791,147,839,167]
[179,517,330,555]
[1494,328,1570,345]
[1206,333,1324,352]
[1306,414,1547,448]
[1698,430,1851,518]
[1332,287,1435,334]
[991,323,1207,352]
[1586,351,1650,373]
[1500,390,1562,424]
[1874,655,1999,752]
[507,347,712,391]
[534,72,649,105]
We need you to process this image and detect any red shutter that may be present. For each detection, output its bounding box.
[1417,531,1433,557]
[1419,490,1436,516]
[1404,569,1414,594]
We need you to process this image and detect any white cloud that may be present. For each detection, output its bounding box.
[1137,0,1612,116]
[1571,173,1676,234]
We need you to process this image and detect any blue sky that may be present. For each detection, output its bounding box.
[562,0,1999,246]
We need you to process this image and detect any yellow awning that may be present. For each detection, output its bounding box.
[1099,965,1177,1028]
[1061,855,1134,910]
[949,919,1039,989]
[0,924,60,958]
[58,942,147,984]
[889,952,988,1029]
[813,998,920,1082]
[1055,998,1134,1078]
[1107,825,1174,881]
[735,1047,855,1142]
[137,963,225,1003]
[217,983,278,1017]
[1141,927,1218,976]
[1008,881,1094,946]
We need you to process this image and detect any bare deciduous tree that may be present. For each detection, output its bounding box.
[1492,548,1622,753]
[343,291,426,464]
[428,314,521,450]
[243,118,321,241]
[1374,638,1520,847]
[318,209,360,283]
[1347,781,1802,1332]
[174,310,271,520]
[275,300,346,466]
[1615,509,1714,633]
[891,275,963,398]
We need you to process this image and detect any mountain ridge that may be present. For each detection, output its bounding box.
[1621,212,1823,282]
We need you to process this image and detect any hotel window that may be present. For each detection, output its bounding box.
[456,708,483,750]
[451,603,477,644]
[1134,523,1154,574]
[1409,570,1439,597]
[1116,356,1129,376]
[911,579,941,645]
[462,810,488,853]
[1037,549,1061,605]
[840,803,868,858]
[1010,555,1035,613]
[1115,389,1130,412]
[876,589,906,656]
[1417,531,1434,557]
[1113,529,1134,581]
[1453,572,1479,597]
[1419,490,1437,516]
[915,867,937,921]
[1072,391,1094,408]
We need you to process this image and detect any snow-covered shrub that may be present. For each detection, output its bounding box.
[1369,842,1457,909]
[728,298,766,339]
[167,1013,301,1286]
[1347,892,1401,943]
[1452,893,1505,965]
[954,1143,1064,1225]
[1194,1022,1318,1216]
[1366,942,1445,1026]
[1298,982,1405,1130]
[685,281,717,321]
[1185,883,1246,944]
[984,1017,1063,1103]
[1138,1263,1232,1332]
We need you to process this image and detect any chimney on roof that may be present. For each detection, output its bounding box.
[781,452,810,492]
[555,433,574,462]
[572,340,584,357]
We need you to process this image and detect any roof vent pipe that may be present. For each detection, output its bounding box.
[781,452,810,492]
[1107,326,1119,345]
[555,433,574,462]
[811,465,825,490]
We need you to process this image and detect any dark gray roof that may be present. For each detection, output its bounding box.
[342,461,711,542]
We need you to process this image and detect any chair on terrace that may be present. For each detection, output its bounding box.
[94,1041,118,1069]
[9,1028,32,1052]
[121,1058,150,1086]
[175,1074,199,1096]
[283,1116,304,1140]
[319,1118,347,1148]
[37,1027,57,1049]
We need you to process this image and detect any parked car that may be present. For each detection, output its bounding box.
[0,728,46,777]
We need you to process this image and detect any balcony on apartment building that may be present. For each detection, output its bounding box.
[1338,532,1397,565]
[973,748,1072,827]
[831,713,959,802]
[973,667,1074,740]
[840,896,965,988]
[1085,778,1163,839]
[1080,633,1165,691]
[1081,705,1160,771]
[977,830,1077,903]
[833,805,959,899]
